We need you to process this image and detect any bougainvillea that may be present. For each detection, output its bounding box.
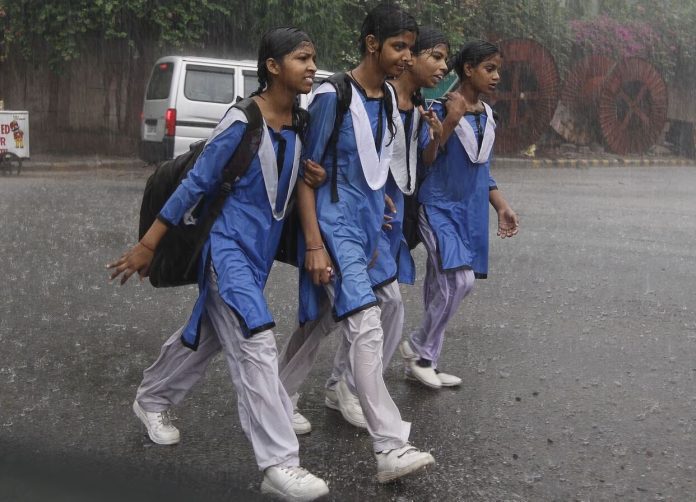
[571,16,676,80]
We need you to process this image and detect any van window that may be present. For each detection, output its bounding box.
[184,65,235,104]
[146,62,174,100]
[243,70,258,97]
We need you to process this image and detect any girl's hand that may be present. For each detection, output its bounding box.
[418,105,443,141]
[303,159,327,189]
[383,193,397,231]
[305,245,333,285]
[496,207,520,239]
[444,92,470,119]
[106,242,155,285]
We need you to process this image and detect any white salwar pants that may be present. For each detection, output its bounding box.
[136,266,299,471]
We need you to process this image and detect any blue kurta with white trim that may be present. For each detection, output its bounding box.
[299,89,391,322]
[158,118,299,347]
[418,102,497,278]
[368,107,417,287]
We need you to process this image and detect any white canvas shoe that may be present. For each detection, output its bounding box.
[292,410,312,435]
[435,369,462,387]
[324,387,339,410]
[261,466,329,501]
[375,444,435,483]
[132,400,180,445]
[335,379,367,429]
[399,339,418,360]
[406,361,442,389]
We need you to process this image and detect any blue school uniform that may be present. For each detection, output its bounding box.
[368,107,417,287]
[418,101,497,278]
[158,108,300,347]
[299,84,397,322]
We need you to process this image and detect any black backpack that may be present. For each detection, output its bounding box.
[139,98,263,288]
[401,190,421,250]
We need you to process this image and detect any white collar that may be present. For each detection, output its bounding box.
[390,106,419,195]
[312,81,400,190]
[209,107,300,221]
[453,102,496,164]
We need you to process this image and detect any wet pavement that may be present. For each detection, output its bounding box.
[1,165,695,501]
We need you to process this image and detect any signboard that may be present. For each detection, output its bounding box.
[0,111,30,158]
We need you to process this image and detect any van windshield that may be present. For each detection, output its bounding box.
[184,65,235,104]
[146,62,174,100]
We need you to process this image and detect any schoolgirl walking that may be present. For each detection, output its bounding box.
[400,40,520,389]
[108,27,329,501]
[311,26,453,415]
[292,3,435,483]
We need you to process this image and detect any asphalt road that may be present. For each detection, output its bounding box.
[1,165,695,501]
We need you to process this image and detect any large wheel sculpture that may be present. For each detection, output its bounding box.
[490,38,561,154]
[553,55,616,145]
[598,58,668,155]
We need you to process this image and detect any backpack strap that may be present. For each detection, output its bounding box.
[183,98,264,278]
[325,72,352,203]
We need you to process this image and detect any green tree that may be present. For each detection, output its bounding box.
[0,0,229,70]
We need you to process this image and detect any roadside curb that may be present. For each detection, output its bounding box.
[19,158,147,172]
[12,155,696,172]
[493,156,696,169]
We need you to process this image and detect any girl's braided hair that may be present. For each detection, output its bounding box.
[251,26,314,136]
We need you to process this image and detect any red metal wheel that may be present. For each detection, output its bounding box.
[553,55,616,145]
[598,58,668,155]
[489,38,561,154]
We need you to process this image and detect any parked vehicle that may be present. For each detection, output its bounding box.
[139,56,331,163]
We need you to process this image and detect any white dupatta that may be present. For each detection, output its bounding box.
[208,107,301,221]
[311,81,401,190]
[390,105,420,195]
[453,101,496,164]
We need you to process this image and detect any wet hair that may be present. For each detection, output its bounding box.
[411,27,450,107]
[356,4,417,145]
[251,26,313,97]
[251,26,313,135]
[412,27,449,56]
[450,40,501,81]
[358,3,418,55]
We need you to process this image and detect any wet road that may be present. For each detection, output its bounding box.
[1,165,695,501]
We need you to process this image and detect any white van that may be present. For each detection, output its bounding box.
[139,55,331,163]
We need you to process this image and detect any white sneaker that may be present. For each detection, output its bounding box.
[292,410,312,435]
[261,466,329,501]
[324,387,339,410]
[406,361,442,389]
[132,400,180,445]
[375,444,435,483]
[399,339,418,360]
[435,369,462,387]
[335,379,367,429]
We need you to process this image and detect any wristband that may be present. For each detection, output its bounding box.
[139,241,155,252]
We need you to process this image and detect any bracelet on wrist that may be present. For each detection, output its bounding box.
[139,241,155,252]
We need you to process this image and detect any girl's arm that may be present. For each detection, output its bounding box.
[297,179,333,285]
[158,120,245,227]
[107,116,246,285]
[420,106,443,166]
[489,188,520,239]
[296,90,338,284]
[422,93,470,165]
[107,219,168,284]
